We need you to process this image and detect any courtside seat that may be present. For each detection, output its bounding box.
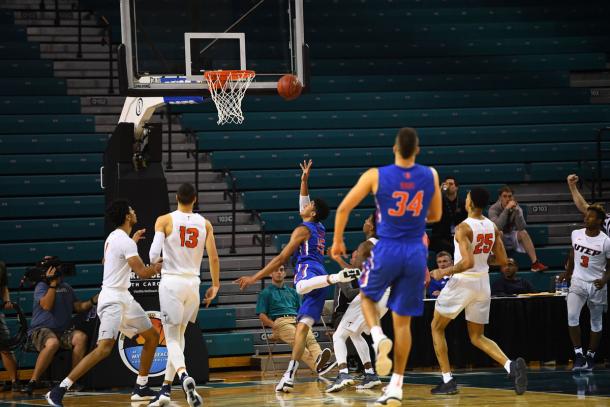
[0,154,102,175]
[512,247,570,270]
[0,196,104,219]
[0,240,103,264]
[198,123,606,151]
[0,133,108,154]
[0,43,40,59]
[0,217,104,242]
[0,96,81,114]
[7,264,103,289]
[308,72,570,93]
[198,308,237,331]
[184,105,610,132]
[204,333,254,356]
[0,115,95,133]
[0,174,101,196]
[211,142,604,170]
[0,78,67,95]
[0,60,54,77]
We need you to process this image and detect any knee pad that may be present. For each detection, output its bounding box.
[298,316,315,328]
[567,310,581,327]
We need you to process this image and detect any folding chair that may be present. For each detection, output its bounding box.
[260,321,280,377]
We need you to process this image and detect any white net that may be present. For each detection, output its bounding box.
[204,70,256,125]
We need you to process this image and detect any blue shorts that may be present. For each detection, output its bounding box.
[359,239,427,316]
[294,261,329,322]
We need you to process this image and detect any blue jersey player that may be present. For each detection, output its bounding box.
[332,128,442,406]
[236,160,361,393]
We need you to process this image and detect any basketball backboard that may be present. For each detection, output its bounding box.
[118,0,307,96]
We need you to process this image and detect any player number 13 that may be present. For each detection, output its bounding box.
[179,226,199,248]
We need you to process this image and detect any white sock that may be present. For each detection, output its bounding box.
[59,378,73,389]
[370,326,385,345]
[503,360,511,374]
[389,373,403,388]
[178,369,189,381]
[587,350,595,358]
[350,333,372,366]
[574,347,583,355]
[333,331,349,367]
[285,360,299,379]
[339,367,348,374]
[442,372,452,384]
[296,275,330,295]
[136,375,148,386]
[365,368,375,375]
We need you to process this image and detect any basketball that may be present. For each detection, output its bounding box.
[277,74,303,101]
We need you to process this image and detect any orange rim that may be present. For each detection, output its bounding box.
[204,69,256,90]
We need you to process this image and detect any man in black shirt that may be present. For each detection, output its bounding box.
[491,258,536,296]
[429,177,467,254]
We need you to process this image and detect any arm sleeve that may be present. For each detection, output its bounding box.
[123,237,139,260]
[149,231,165,263]
[299,195,311,212]
[255,290,269,315]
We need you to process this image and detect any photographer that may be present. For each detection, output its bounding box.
[0,261,19,391]
[22,260,98,395]
[429,177,467,254]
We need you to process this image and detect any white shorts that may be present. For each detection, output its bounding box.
[569,277,608,307]
[337,289,390,335]
[97,288,152,341]
[503,231,525,253]
[159,274,201,326]
[435,274,491,324]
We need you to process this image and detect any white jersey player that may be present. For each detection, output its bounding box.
[565,204,610,372]
[148,183,220,407]
[46,200,163,407]
[327,214,388,393]
[429,188,527,397]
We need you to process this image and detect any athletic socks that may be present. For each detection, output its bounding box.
[286,360,299,379]
[442,372,453,384]
[574,347,583,355]
[59,378,73,389]
[364,368,375,375]
[587,350,595,358]
[136,375,149,386]
[179,371,189,382]
[339,368,349,374]
[389,373,403,388]
[503,360,511,374]
[370,326,385,345]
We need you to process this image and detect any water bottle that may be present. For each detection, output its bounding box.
[554,276,561,295]
[561,279,569,296]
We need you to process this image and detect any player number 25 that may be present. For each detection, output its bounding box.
[473,233,493,254]
[179,226,199,248]
[388,190,424,217]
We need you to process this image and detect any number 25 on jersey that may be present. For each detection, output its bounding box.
[179,226,199,248]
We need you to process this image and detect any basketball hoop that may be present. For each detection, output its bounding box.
[204,70,256,125]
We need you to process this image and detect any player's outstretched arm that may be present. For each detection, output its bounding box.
[567,174,589,215]
[332,168,377,259]
[204,220,220,307]
[235,226,309,290]
[488,224,508,266]
[426,167,443,223]
[430,223,474,279]
[128,255,162,279]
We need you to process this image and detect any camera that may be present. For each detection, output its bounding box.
[23,256,76,285]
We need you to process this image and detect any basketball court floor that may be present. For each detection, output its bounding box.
[0,367,608,406]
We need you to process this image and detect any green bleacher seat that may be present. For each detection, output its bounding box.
[0,217,104,242]
[0,78,66,96]
[10,288,99,313]
[0,115,95,133]
[0,174,101,197]
[204,333,254,356]
[7,264,103,289]
[198,123,606,151]
[0,196,104,219]
[184,105,610,132]
[212,142,605,171]
[0,96,80,114]
[0,352,37,370]
[197,308,236,331]
[0,154,102,175]
[0,240,103,265]
[0,43,40,59]
[0,133,108,154]
[0,60,54,77]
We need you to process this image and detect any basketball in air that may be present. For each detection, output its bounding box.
[277,74,303,101]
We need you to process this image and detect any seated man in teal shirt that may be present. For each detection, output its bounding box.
[257,265,332,374]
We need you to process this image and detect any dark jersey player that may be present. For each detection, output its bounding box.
[332,128,442,406]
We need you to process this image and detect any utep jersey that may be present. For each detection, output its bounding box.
[296,221,326,266]
[571,228,610,282]
[162,210,207,277]
[375,164,435,240]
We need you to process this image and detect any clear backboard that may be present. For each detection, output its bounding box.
[118,0,307,96]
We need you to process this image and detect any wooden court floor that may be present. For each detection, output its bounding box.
[1,367,609,406]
